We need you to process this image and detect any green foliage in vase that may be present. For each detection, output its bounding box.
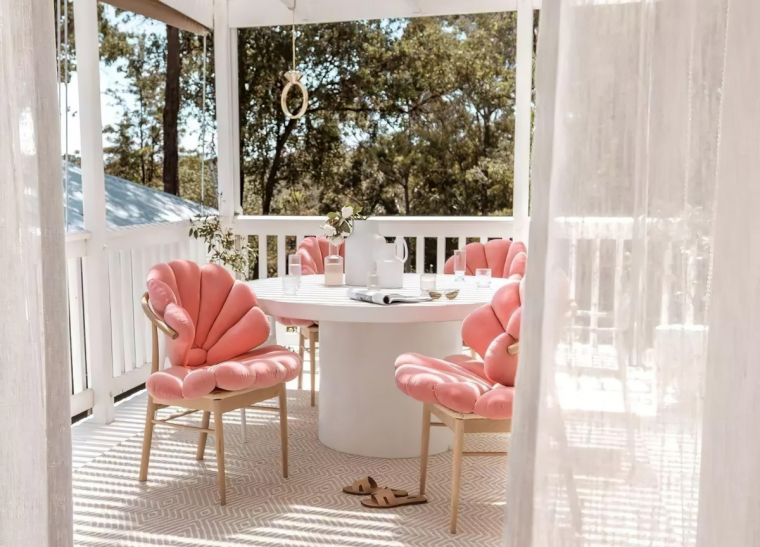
[189,214,257,275]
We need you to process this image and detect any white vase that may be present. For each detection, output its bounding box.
[344,219,384,286]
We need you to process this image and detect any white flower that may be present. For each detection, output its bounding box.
[341,206,354,219]
[323,224,337,237]
[333,235,345,247]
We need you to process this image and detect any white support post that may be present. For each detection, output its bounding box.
[0,0,73,543]
[214,0,237,220]
[231,28,243,214]
[75,0,115,424]
[513,0,533,243]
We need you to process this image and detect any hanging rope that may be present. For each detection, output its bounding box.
[281,1,309,120]
[292,6,296,72]
[63,0,70,230]
[200,34,207,215]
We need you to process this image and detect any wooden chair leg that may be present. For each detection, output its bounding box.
[279,383,289,478]
[139,395,157,482]
[241,408,247,443]
[213,403,226,505]
[450,419,465,534]
[309,330,318,407]
[196,411,210,460]
[298,330,305,389]
[419,403,432,495]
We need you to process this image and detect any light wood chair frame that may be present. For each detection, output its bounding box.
[297,325,319,407]
[419,402,511,534]
[139,293,290,505]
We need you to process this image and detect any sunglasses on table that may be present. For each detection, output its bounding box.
[428,290,460,301]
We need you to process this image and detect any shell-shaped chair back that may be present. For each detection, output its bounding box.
[147,260,270,369]
[296,236,345,275]
[461,274,525,388]
[444,239,527,278]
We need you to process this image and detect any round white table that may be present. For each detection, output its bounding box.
[248,274,509,458]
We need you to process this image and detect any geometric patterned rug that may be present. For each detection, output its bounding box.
[72,388,508,547]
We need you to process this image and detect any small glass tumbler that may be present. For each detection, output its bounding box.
[367,271,380,290]
[324,254,344,286]
[453,250,467,282]
[282,275,299,296]
[288,254,302,286]
[420,273,437,294]
[475,268,492,288]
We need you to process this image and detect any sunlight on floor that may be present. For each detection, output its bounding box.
[71,379,507,547]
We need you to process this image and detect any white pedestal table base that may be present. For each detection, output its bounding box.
[318,320,461,458]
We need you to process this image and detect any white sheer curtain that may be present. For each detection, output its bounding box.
[0,0,72,545]
[505,0,759,544]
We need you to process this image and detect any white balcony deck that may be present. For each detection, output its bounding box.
[70,342,700,547]
[72,384,509,546]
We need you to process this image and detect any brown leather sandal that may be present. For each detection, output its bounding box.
[361,488,428,509]
[342,477,408,497]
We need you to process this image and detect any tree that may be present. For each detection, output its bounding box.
[85,11,525,220]
[163,25,181,195]
[103,31,166,188]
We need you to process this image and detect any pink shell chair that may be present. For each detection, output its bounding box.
[145,260,302,400]
[444,239,527,278]
[275,236,344,407]
[395,274,524,420]
[395,257,525,534]
[140,260,301,505]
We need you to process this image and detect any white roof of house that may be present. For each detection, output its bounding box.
[63,165,213,232]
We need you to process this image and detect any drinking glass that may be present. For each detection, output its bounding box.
[367,271,380,290]
[282,275,299,296]
[420,273,437,294]
[453,250,467,282]
[475,268,492,288]
[324,255,344,286]
[288,253,302,286]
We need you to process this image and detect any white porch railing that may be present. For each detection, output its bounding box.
[65,215,515,420]
[65,221,206,419]
[65,214,696,422]
[234,216,515,278]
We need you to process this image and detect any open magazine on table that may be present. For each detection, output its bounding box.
[347,288,432,305]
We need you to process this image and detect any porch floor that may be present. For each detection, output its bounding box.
[71,377,507,547]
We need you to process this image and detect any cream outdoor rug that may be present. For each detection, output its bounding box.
[72,388,508,547]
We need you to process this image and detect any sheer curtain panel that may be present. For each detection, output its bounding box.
[505,0,758,545]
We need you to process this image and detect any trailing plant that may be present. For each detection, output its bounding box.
[189,214,257,275]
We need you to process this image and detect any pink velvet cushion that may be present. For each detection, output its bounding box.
[146,260,301,399]
[147,345,302,400]
[395,252,525,419]
[394,353,515,420]
[444,240,527,278]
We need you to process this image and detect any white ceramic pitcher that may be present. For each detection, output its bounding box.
[344,220,385,286]
[375,237,408,289]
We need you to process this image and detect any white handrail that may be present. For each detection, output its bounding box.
[234,215,516,278]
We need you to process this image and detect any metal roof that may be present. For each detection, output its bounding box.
[63,164,214,232]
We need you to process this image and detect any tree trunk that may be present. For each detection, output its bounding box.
[403,173,411,215]
[262,118,297,215]
[163,25,180,195]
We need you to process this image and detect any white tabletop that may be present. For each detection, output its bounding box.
[248,273,508,324]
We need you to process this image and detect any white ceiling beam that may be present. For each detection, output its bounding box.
[227,0,539,29]
[105,0,212,33]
